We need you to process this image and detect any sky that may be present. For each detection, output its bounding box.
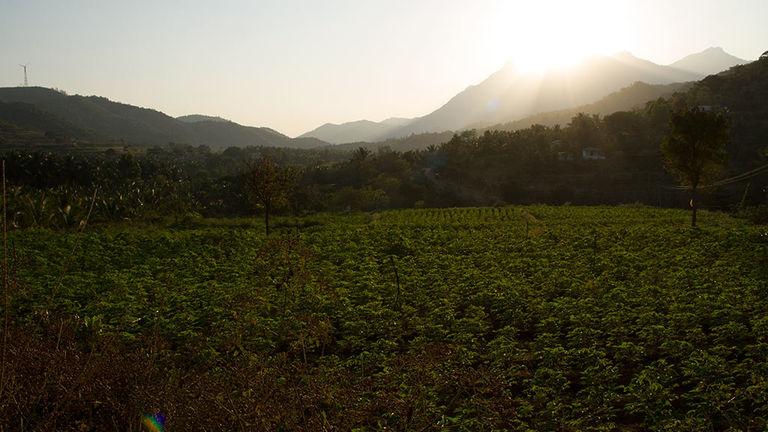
[1,0,766,136]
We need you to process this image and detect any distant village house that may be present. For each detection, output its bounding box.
[581,147,606,160]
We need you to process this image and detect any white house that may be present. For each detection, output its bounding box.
[581,147,605,160]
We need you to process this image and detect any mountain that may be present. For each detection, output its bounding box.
[330,131,454,152]
[360,57,768,158]
[669,47,748,76]
[299,49,748,143]
[0,101,90,139]
[0,87,327,149]
[300,117,413,144]
[675,56,768,166]
[177,114,232,123]
[381,52,700,139]
[479,81,692,132]
[320,81,692,153]
[379,117,412,127]
[318,81,689,153]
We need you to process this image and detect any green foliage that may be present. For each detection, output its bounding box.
[246,155,296,234]
[3,206,767,429]
[0,86,318,149]
[661,106,730,226]
[661,107,729,189]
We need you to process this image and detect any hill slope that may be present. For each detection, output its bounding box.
[481,81,692,131]
[176,114,232,124]
[0,87,326,149]
[299,117,413,144]
[298,48,746,143]
[323,81,691,153]
[670,46,749,76]
[383,52,699,138]
[675,55,768,165]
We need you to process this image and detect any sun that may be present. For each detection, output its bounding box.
[491,0,634,74]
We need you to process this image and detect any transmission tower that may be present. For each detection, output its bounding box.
[19,63,29,86]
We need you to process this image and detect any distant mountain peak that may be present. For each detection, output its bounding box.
[380,51,698,138]
[613,50,637,59]
[300,117,413,144]
[380,117,413,126]
[670,47,748,76]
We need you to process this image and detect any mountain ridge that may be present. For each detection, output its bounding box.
[177,114,232,124]
[299,48,748,143]
[299,117,413,144]
[0,48,752,150]
[0,87,328,149]
[669,46,748,76]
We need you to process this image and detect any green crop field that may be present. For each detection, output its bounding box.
[3,206,768,431]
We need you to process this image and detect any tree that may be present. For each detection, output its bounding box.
[661,107,729,227]
[245,156,294,235]
[567,113,609,157]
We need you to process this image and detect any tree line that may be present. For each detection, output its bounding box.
[0,97,764,230]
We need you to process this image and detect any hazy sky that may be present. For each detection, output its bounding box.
[1,0,766,136]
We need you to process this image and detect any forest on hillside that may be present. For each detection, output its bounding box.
[1,57,767,229]
[1,94,766,231]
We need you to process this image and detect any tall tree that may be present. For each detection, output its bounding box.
[246,156,294,235]
[661,107,729,227]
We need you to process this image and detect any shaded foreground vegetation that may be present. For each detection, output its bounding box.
[1,206,767,430]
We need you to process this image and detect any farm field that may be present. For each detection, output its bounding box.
[3,206,768,431]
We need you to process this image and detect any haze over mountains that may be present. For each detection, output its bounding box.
[0,47,751,150]
[477,81,692,132]
[299,118,412,145]
[670,46,749,76]
[301,47,748,143]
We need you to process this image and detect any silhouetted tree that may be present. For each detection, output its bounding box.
[246,156,294,235]
[661,107,729,227]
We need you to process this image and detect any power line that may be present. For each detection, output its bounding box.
[667,162,768,191]
[708,164,768,188]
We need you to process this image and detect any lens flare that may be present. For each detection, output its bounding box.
[142,413,166,432]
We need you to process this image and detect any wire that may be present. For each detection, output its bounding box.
[667,162,768,190]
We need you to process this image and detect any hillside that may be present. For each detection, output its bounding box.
[0,118,56,147]
[300,117,413,144]
[330,131,454,152]
[670,46,749,76]
[177,114,232,123]
[387,53,758,149]
[320,81,690,153]
[675,55,768,165]
[302,48,746,144]
[0,87,327,150]
[0,101,93,142]
[384,52,700,138]
[480,81,692,131]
